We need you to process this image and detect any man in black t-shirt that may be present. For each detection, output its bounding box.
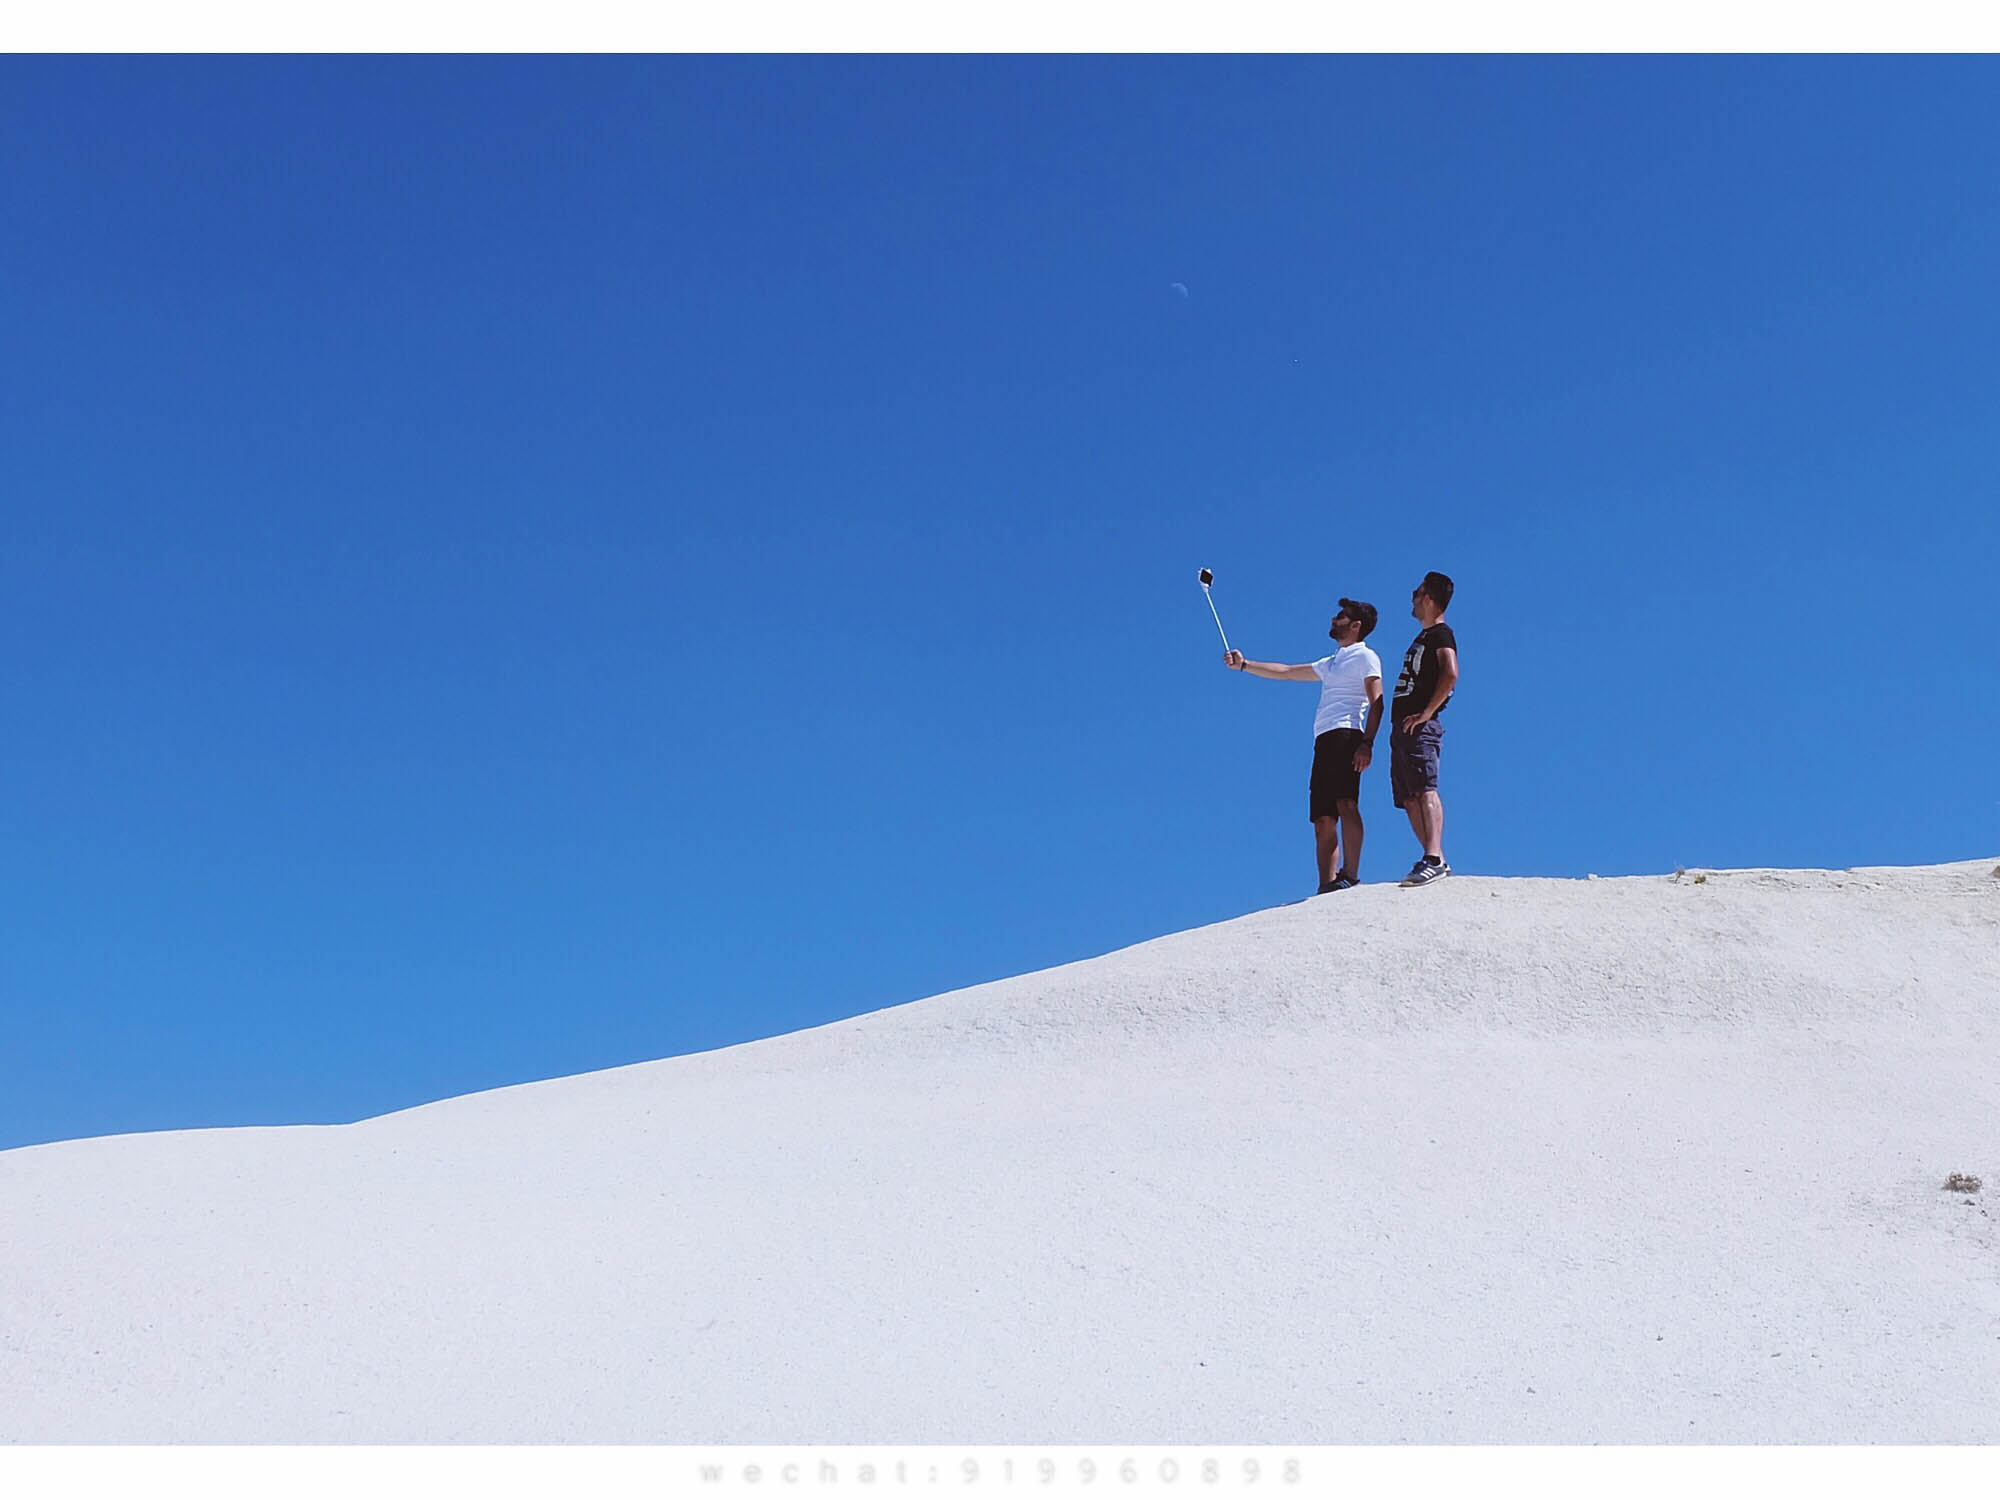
[1389,571,1459,887]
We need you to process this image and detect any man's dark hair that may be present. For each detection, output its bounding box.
[1420,571,1455,611]
[1338,597,1378,640]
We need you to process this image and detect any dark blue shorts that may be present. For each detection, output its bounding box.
[1389,719,1444,809]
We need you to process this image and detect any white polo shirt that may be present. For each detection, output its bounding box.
[1310,643,1383,737]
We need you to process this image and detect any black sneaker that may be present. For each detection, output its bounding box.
[1400,858,1450,888]
[1331,873,1359,891]
[1316,879,1339,895]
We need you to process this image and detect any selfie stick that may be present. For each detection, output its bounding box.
[1198,568,1232,655]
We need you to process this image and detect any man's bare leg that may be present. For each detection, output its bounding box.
[1315,817,1341,885]
[1419,790,1444,860]
[1336,799,1363,879]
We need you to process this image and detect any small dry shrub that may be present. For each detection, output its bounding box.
[1943,1173,1982,1194]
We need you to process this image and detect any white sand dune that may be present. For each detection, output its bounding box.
[3,861,1996,1444]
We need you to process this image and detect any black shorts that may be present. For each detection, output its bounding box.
[1309,729,1366,822]
[1389,719,1444,809]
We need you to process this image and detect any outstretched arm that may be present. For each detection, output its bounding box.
[1224,650,1319,682]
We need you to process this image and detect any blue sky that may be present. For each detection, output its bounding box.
[4,56,1996,1150]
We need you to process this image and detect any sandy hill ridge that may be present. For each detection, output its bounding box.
[3,861,1996,1443]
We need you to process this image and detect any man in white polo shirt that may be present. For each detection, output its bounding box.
[1224,598,1384,893]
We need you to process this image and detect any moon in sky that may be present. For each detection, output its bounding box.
[1170,282,1189,298]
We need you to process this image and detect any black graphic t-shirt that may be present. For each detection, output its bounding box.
[1391,623,1458,723]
